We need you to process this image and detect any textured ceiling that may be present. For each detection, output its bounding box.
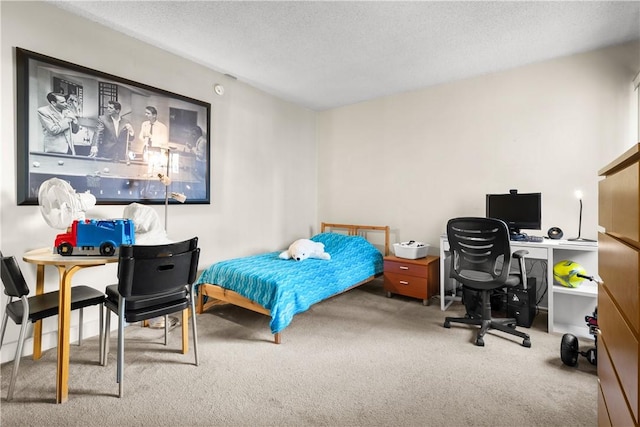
[49,1,640,111]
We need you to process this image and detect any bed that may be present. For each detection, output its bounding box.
[196,223,390,343]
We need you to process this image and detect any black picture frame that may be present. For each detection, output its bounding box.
[16,47,211,205]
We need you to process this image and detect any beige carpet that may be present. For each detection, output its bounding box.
[1,278,597,426]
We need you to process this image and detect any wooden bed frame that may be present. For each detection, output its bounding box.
[196,222,390,344]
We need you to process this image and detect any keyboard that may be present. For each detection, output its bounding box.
[511,235,544,243]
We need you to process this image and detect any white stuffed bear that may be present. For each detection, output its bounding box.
[279,239,331,261]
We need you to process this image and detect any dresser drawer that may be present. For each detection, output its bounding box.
[383,255,439,304]
[384,259,428,277]
[384,272,428,300]
[599,232,640,335]
[597,380,612,427]
[598,334,637,427]
[599,286,639,423]
[599,158,639,244]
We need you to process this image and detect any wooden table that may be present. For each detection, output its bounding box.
[22,248,117,404]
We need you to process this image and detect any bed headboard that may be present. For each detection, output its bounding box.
[320,223,390,256]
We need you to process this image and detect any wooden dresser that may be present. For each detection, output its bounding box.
[383,255,439,305]
[598,143,640,427]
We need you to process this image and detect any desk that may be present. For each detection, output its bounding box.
[439,235,599,339]
[22,248,117,404]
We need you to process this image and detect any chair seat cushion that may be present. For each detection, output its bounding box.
[459,270,521,291]
[105,283,187,310]
[6,285,105,324]
[121,299,189,323]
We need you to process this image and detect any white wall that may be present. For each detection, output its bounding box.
[317,41,640,250]
[0,2,317,362]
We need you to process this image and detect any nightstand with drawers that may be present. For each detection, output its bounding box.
[383,255,440,305]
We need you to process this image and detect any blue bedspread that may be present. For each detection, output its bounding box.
[195,232,383,333]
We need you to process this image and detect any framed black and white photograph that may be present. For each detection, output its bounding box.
[16,47,211,205]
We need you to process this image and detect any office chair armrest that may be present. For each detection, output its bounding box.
[512,250,529,259]
[512,250,528,286]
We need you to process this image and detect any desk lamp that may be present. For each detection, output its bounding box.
[568,190,596,242]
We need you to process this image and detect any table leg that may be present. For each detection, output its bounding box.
[55,265,81,404]
[181,309,188,354]
[32,265,45,360]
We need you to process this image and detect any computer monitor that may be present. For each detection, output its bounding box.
[486,191,542,236]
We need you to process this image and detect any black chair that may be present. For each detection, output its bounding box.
[0,253,105,401]
[102,237,200,398]
[443,218,532,347]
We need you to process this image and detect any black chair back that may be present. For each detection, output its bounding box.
[1,256,30,298]
[117,237,200,299]
[446,217,512,290]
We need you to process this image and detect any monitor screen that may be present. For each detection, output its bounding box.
[485,192,542,235]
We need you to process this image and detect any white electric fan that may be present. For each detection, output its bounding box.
[38,178,96,229]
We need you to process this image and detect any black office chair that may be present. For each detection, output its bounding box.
[0,253,105,401]
[102,237,200,398]
[443,218,532,347]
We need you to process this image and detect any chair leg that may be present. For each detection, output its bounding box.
[78,307,84,346]
[164,314,169,346]
[444,316,481,328]
[0,310,9,350]
[117,298,125,398]
[7,322,28,401]
[103,308,111,367]
[7,298,30,401]
[475,319,492,346]
[491,320,532,347]
[190,292,199,366]
[98,304,104,365]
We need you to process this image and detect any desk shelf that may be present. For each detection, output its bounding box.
[552,281,598,298]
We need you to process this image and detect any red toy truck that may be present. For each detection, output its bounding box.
[54,219,135,256]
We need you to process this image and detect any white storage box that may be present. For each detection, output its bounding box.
[393,241,429,259]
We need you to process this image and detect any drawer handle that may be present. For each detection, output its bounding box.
[399,266,409,270]
[400,281,409,285]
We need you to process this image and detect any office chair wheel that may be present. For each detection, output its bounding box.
[475,337,485,346]
[522,338,532,348]
[443,320,450,328]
